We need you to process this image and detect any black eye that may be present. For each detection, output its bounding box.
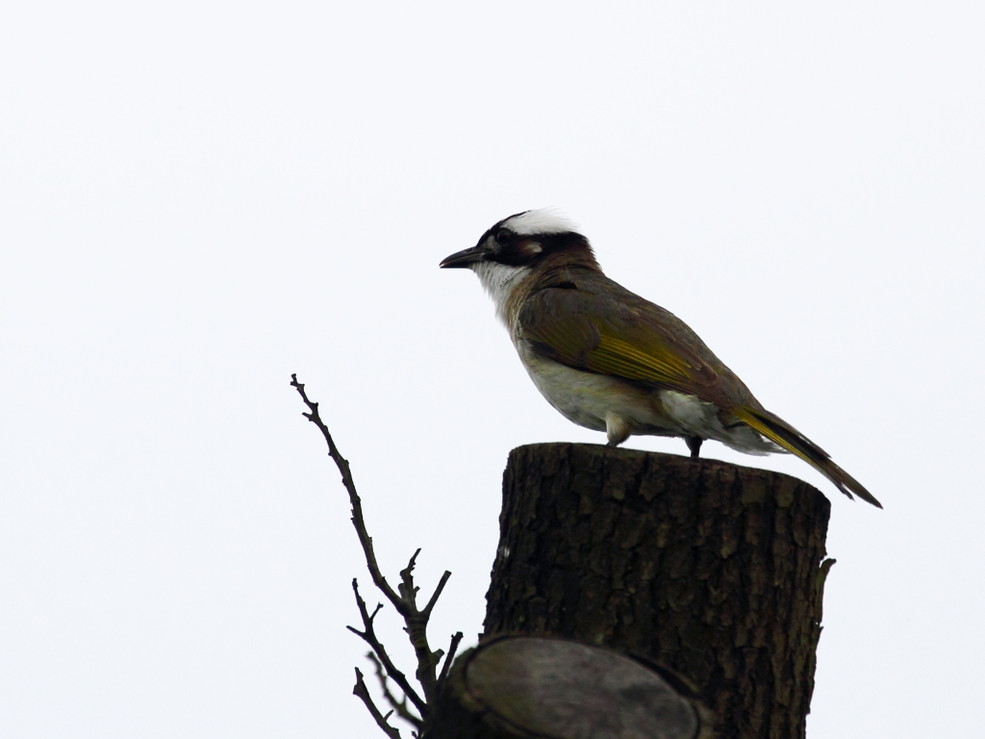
[494,228,512,245]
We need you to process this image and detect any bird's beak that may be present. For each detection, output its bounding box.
[439,245,489,269]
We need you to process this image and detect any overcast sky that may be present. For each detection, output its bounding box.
[3,2,983,737]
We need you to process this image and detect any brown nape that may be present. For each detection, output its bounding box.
[535,233,602,273]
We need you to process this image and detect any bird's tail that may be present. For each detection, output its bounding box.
[731,406,882,508]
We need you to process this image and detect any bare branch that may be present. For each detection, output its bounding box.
[346,579,427,717]
[437,632,465,687]
[396,550,422,607]
[422,571,453,618]
[291,374,460,731]
[290,375,400,606]
[369,651,421,726]
[353,668,402,739]
[395,553,447,704]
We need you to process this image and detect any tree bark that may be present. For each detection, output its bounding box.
[482,443,833,739]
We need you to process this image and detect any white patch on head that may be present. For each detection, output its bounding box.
[501,208,579,237]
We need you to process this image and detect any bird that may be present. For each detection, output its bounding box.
[439,208,881,508]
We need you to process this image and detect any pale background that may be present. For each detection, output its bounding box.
[2,2,982,737]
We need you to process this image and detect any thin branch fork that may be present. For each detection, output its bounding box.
[347,578,427,719]
[290,374,462,731]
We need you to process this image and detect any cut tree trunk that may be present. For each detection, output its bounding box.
[478,443,833,739]
[428,634,712,739]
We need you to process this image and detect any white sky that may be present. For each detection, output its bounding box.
[2,2,983,737]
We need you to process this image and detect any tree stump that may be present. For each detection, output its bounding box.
[428,635,712,739]
[482,443,833,739]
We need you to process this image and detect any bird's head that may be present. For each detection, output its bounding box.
[440,209,599,310]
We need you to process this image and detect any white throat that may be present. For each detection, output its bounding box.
[472,261,530,325]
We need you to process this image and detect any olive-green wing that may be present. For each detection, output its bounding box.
[517,282,721,393]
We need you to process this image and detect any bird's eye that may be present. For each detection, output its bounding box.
[494,229,512,245]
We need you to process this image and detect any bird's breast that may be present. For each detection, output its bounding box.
[514,341,679,436]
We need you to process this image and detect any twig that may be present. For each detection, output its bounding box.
[291,374,460,732]
[422,570,453,618]
[346,578,427,718]
[353,668,402,739]
[369,651,420,725]
[396,552,452,702]
[290,374,399,606]
[437,632,465,687]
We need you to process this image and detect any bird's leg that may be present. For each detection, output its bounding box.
[605,413,631,447]
[685,435,703,459]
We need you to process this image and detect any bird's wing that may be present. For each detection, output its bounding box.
[517,281,721,393]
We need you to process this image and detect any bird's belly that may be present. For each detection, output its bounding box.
[516,347,779,453]
[517,351,679,436]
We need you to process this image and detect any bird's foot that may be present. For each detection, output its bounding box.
[685,436,703,459]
